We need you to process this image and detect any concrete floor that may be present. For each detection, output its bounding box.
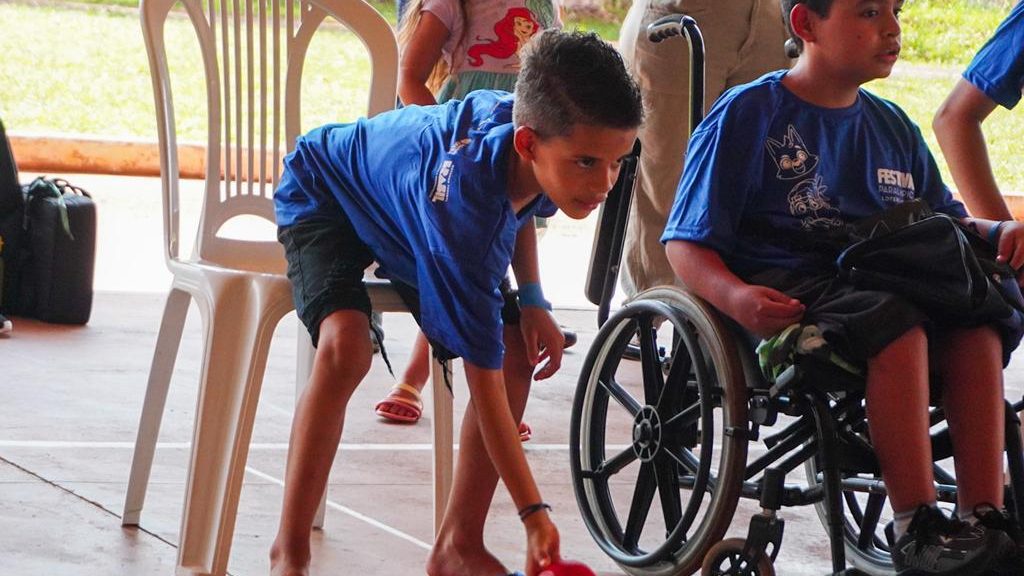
[4,173,1024,576]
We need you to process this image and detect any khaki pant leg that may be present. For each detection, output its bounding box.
[728,0,792,86]
[620,0,750,295]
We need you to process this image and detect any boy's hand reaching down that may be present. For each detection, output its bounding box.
[726,284,805,338]
[520,307,564,380]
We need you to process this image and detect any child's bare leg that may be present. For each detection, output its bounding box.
[426,326,534,576]
[864,326,937,513]
[935,326,1006,512]
[270,310,373,576]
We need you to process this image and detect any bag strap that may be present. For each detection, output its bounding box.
[23,177,77,240]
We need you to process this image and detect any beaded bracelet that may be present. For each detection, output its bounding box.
[988,220,1008,245]
[517,282,552,310]
[518,502,552,521]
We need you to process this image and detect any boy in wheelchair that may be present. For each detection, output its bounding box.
[662,0,1023,574]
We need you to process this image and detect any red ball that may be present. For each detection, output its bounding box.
[539,559,597,576]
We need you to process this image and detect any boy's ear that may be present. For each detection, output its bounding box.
[513,126,538,162]
[789,3,817,47]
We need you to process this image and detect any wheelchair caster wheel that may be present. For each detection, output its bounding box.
[701,538,775,576]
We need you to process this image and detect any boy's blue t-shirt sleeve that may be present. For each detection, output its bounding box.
[964,1,1024,109]
[661,86,766,252]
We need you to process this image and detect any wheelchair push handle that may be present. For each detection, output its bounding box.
[646,14,694,43]
[646,14,706,134]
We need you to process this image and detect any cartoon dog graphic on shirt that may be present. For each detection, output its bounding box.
[766,124,819,180]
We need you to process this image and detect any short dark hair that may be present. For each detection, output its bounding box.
[781,0,836,56]
[513,30,643,138]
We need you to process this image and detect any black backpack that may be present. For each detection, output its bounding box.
[0,118,24,313]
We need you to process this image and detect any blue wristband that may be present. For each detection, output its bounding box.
[517,282,552,310]
[988,220,1007,245]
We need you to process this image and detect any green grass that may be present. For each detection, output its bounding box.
[3,0,1024,192]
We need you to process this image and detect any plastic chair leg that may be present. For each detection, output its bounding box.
[294,329,328,530]
[176,282,289,576]
[123,287,191,526]
[430,354,454,536]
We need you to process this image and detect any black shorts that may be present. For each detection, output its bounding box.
[278,215,520,359]
[748,268,928,362]
[749,267,1024,366]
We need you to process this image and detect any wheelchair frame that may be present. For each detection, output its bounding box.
[571,14,1024,576]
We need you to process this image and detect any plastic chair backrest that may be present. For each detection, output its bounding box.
[140,0,397,273]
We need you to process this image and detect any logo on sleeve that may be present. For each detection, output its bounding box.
[430,159,453,203]
[876,168,916,203]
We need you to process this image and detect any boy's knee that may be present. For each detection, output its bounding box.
[314,314,374,390]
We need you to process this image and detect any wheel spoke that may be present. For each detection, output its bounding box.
[662,401,702,431]
[661,328,693,404]
[654,453,683,534]
[857,492,887,551]
[623,461,658,550]
[599,376,642,417]
[662,444,700,475]
[597,445,639,478]
[638,316,665,405]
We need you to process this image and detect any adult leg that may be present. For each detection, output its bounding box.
[270,310,374,576]
[426,325,534,576]
[619,0,733,296]
[864,325,937,513]
[935,326,1006,512]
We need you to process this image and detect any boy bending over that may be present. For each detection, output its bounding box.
[271,30,642,576]
[663,1,1020,574]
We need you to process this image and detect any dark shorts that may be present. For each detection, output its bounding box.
[278,216,520,359]
[748,268,928,362]
[749,267,1023,366]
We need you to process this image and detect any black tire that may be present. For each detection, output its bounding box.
[700,538,775,576]
[570,286,749,575]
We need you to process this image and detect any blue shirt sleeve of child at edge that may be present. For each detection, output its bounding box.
[964,1,1024,110]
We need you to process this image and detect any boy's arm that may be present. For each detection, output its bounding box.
[933,79,1009,220]
[510,221,564,379]
[462,362,560,572]
[665,240,805,338]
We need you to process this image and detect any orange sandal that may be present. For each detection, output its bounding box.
[518,421,532,442]
[374,382,423,424]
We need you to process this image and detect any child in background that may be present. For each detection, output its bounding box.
[271,30,642,576]
[933,0,1024,271]
[663,1,1020,574]
[374,0,573,440]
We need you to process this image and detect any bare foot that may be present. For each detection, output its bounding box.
[426,540,510,576]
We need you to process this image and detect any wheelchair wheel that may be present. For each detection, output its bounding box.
[700,538,775,576]
[570,287,749,576]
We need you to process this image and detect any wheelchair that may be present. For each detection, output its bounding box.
[570,15,1024,576]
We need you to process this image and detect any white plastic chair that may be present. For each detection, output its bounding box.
[123,1,453,574]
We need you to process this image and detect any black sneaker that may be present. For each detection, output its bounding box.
[972,504,1024,574]
[890,505,1012,575]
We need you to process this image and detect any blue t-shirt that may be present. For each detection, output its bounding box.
[964,1,1024,110]
[662,71,966,278]
[274,90,557,369]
